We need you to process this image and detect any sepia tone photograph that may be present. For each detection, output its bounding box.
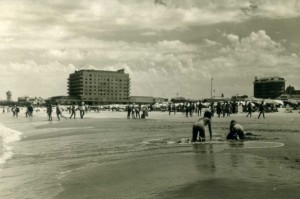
[0,0,300,198]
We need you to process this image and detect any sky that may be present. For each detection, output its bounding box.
[0,0,299,100]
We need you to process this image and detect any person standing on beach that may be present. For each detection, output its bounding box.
[79,102,85,119]
[203,109,213,140]
[70,103,76,119]
[226,120,245,140]
[216,102,222,118]
[141,106,148,119]
[185,102,190,117]
[168,103,172,115]
[47,103,53,121]
[56,103,67,121]
[258,101,265,119]
[173,103,176,115]
[197,101,202,116]
[126,104,131,119]
[135,105,140,119]
[246,102,252,117]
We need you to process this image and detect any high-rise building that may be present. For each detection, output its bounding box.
[68,69,130,105]
[253,76,285,99]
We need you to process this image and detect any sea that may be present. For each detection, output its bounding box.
[1,110,300,199]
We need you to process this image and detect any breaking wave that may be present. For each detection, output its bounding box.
[0,123,22,165]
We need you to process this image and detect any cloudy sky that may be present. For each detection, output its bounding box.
[1,0,299,100]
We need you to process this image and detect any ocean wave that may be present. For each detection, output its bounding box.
[0,123,23,165]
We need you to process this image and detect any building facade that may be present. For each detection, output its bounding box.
[253,76,285,99]
[68,69,130,105]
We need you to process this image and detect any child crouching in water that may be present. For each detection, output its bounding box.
[226,120,245,140]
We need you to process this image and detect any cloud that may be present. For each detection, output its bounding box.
[0,61,76,99]
[0,1,300,99]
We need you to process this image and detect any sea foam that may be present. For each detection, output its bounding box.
[0,123,22,165]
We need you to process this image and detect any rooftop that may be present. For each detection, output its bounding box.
[254,76,285,82]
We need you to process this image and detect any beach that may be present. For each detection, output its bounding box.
[1,109,300,199]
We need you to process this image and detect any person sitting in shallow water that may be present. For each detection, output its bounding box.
[226,120,245,140]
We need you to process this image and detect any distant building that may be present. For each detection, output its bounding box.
[278,85,300,100]
[253,76,285,99]
[46,96,80,105]
[153,97,168,103]
[129,96,154,104]
[68,69,130,105]
[18,96,45,105]
[286,85,300,95]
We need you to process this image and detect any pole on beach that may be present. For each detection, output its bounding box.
[211,77,213,100]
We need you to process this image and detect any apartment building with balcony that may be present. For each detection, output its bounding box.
[68,69,130,105]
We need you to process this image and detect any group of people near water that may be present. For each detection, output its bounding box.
[168,100,268,119]
[3,104,34,118]
[46,102,87,121]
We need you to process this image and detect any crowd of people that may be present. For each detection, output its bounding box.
[1,99,294,143]
[126,104,149,119]
[165,100,271,120]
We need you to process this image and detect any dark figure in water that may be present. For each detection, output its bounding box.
[226,120,245,140]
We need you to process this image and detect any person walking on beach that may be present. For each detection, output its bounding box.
[70,103,76,119]
[15,105,20,117]
[47,103,53,121]
[258,101,265,119]
[246,102,252,117]
[27,104,33,117]
[56,103,67,121]
[226,120,245,140]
